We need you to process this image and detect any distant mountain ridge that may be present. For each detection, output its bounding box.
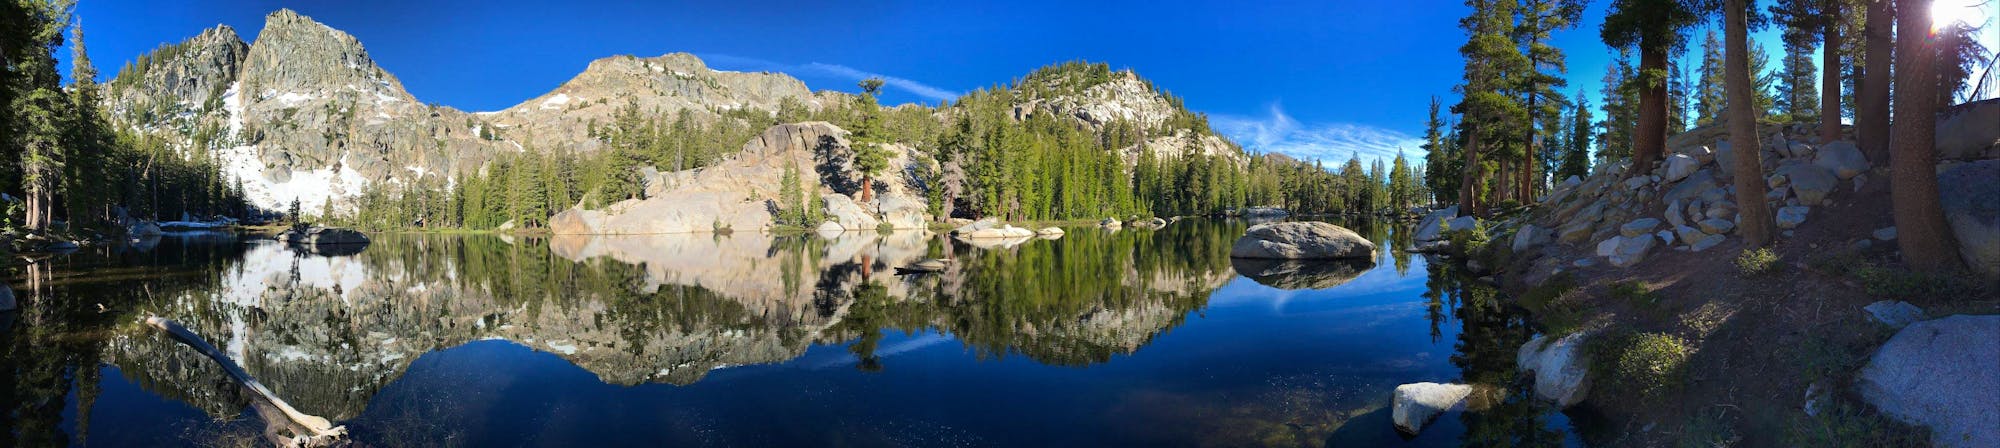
[103,9,1239,218]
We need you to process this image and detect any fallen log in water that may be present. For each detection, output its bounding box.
[144,316,349,446]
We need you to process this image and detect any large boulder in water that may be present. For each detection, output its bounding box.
[1938,160,2000,277]
[1230,258,1373,290]
[1392,382,1476,435]
[1517,333,1591,407]
[1858,314,2000,447]
[1413,205,1459,242]
[1229,222,1376,260]
[280,226,369,246]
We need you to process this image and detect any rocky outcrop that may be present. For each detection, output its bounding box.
[1517,333,1591,407]
[1858,315,2000,448]
[1392,382,1476,435]
[1228,222,1375,259]
[552,122,932,235]
[1938,160,2000,277]
[1936,99,2000,161]
[484,52,819,152]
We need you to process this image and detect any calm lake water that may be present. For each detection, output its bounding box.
[0,219,1579,447]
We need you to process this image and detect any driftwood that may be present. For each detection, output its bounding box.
[144,316,350,447]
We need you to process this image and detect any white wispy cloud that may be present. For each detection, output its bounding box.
[700,54,962,102]
[1212,103,1426,167]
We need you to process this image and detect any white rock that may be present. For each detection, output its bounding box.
[1663,154,1700,182]
[1392,382,1476,435]
[1517,333,1591,407]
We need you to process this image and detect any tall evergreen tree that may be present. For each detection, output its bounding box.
[1695,29,1728,126]
[1559,91,1595,180]
[1597,50,1640,164]
[1718,0,1778,247]
[1513,0,1585,201]
[1601,0,1703,176]
[1453,0,1530,215]
[1887,0,1963,272]
[1771,0,1822,124]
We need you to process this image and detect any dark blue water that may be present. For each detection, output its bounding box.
[1,220,1575,447]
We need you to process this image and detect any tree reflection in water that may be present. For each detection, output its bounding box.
[0,219,1578,446]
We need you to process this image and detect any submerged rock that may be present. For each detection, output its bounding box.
[1392,382,1475,435]
[1036,227,1064,236]
[1517,333,1591,407]
[1229,222,1376,260]
[1858,315,2000,448]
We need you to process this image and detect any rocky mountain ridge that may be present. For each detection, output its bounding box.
[104,9,1246,224]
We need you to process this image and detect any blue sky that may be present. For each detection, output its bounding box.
[65,0,1995,167]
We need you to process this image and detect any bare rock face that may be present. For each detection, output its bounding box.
[484,52,819,152]
[553,122,932,235]
[1859,315,2000,448]
[105,9,499,216]
[1936,99,2000,161]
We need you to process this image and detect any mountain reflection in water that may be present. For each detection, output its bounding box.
[0,219,1576,447]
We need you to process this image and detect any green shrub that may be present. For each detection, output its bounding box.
[1735,248,1780,277]
[1603,332,1691,400]
[1854,264,1977,300]
[1609,280,1660,306]
[1447,219,1490,257]
[1786,400,1930,447]
[1519,273,1584,335]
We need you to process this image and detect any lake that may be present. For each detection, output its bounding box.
[0,219,1579,447]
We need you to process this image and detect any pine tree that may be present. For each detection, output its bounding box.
[779,161,806,225]
[1719,0,1778,248]
[1513,0,1585,202]
[1453,0,1531,215]
[1772,0,1822,124]
[1559,92,1595,180]
[1601,0,1703,175]
[1695,29,1728,126]
[1597,49,1640,164]
[1887,0,1962,272]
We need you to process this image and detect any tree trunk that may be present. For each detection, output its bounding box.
[1633,43,1670,176]
[1727,0,1777,248]
[1523,135,1538,203]
[1858,0,1893,164]
[1819,2,1843,144]
[859,177,874,203]
[1889,0,1965,271]
[1460,126,1480,216]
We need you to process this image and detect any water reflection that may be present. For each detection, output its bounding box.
[0,218,1577,446]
